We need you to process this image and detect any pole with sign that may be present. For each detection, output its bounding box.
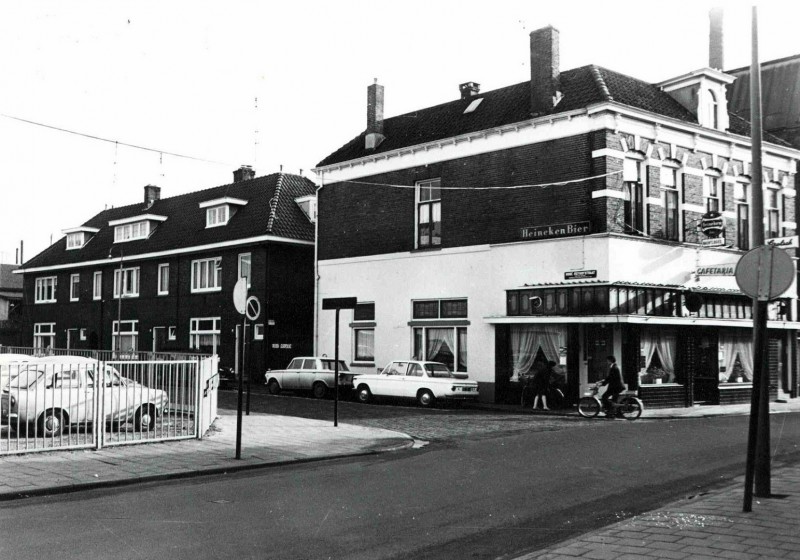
[322,297,358,427]
[245,295,261,416]
[232,278,247,459]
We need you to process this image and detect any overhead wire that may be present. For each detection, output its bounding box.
[334,170,623,190]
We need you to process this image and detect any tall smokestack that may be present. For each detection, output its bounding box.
[709,7,724,70]
[530,26,562,116]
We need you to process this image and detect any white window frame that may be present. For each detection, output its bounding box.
[704,172,723,214]
[189,317,221,350]
[70,273,80,302]
[113,267,140,298]
[623,156,647,235]
[157,263,169,295]
[206,205,229,228]
[80,328,87,341]
[33,323,56,349]
[661,165,682,242]
[112,320,139,355]
[238,253,252,289]
[412,326,468,373]
[353,328,375,363]
[93,271,102,300]
[765,182,782,239]
[35,276,57,303]
[114,220,150,243]
[191,257,222,293]
[415,178,442,249]
[168,326,177,341]
[254,324,264,340]
[66,232,85,250]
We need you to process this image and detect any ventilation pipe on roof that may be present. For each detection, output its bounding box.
[529,26,562,116]
[459,82,480,99]
[233,165,256,182]
[365,79,385,150]
[709,7,724,70]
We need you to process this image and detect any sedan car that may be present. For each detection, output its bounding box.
[1,356,169,436]
[0,354,34,389]
[353,360,479,407]
[265,357,354,398]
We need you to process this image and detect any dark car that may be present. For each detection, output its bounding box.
[217,366,237,390]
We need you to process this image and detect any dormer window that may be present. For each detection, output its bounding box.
[295,195,317,223]
[62,226,99,250]
[199,197,248,228]
[109,214,167,243]
[658,68,734,132]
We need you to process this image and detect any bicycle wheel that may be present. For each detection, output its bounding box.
[577,396,601,418]
[619,397,643,420]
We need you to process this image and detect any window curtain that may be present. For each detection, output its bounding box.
[641,329,676,382]
[356,330,374,360]
[721,333,754,382]
[457,328,467,372]
[426,328,455,361]
[510,326,564,381]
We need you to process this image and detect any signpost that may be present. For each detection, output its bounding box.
[322,297,358,427]
[232,279,247,459]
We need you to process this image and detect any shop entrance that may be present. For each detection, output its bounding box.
[693,333,719,404]
[586,325,613,384]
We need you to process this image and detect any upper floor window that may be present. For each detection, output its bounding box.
[416,179,441,248]
[114,220,150,242]
[623,158,646,235]
[158,263,169,295]
[705,173,723,213]
[191,257,222,292]
[93,271,102,300]
[412,298,467,320]
[766,185,781,239]
[352,302,376,363]
[706,89,719,129]
[295,195,317,223]
[238,253,251,288]
[206,205,229,228]
[63,226,98,250]
[35,276,57,303]
[661,166,680,241]
[66,233,85,250]
[113,267,140,298]
[70,273,80,302]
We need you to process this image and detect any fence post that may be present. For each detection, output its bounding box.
[95,358,103,450]
[194,358,202,439]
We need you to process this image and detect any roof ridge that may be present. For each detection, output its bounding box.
[267,173,285,233]
[590,65,614,101]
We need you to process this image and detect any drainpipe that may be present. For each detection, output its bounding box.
[313,173,323,355]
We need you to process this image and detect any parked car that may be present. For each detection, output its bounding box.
[1,356,169,436]
[353,360,479,407]
[217,365,237,390]
[265,357,354,398]
[0,354,34,389]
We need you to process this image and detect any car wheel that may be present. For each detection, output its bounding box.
[356,385,372,404]
[312,381,328,399]
[134,405,157,432]
[38,409,65,437]
[417,389,435,408]
[267,379,281,395]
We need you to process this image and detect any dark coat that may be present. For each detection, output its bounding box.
[531,365,551,392]
[602,364,625,393]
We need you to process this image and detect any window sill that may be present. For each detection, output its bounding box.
[408,319,470,327]
[350,322,376,328]
[640,382,681,387]
[720,383,753,388]
[35,301,56,304]
[411,246,442,253]
[191,288,222,294]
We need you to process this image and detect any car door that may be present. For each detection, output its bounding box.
[278,358,302,390]
[405,363,425,398]
[298,359,318,390]
[50,365,87,424]
[384,362,410,397]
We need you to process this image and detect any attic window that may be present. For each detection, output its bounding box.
[62,226,99,250]
[463,98,483,114]
[199,197,248,228]
[108,214,167,243]
[295,195,317,223]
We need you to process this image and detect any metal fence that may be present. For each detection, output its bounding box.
[1,352,217,456]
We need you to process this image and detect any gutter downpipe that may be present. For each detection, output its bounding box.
[313,172,323,355]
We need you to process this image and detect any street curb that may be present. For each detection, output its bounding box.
[0,437,415,503]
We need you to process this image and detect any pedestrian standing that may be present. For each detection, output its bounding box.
[531,360,552,410]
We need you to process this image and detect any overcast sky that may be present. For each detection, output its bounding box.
[1,0,799,264]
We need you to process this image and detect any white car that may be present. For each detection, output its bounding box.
[0,354,34,389]
[353,360,479,407]
[1,356,169,436]
[266,356,354,398]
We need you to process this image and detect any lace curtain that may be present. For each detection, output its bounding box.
[426,328,455,361]
[720,332,754,382]
[510,325,565,381]
[641,329,676,382]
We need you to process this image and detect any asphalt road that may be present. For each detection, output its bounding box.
[2,400,799,560]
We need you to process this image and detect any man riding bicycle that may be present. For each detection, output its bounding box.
[600,355,624,417]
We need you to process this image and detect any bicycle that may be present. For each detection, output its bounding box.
[520,375,565,410]
[577,383,643,420]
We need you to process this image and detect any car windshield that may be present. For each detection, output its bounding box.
[424,363,454,378]
[321,360,349,372]
[6,366,44,389]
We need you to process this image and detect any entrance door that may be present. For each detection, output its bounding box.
[693,333,719,404]
[66,328,78,350]
[152,327,166,353]
[586,325,613,384]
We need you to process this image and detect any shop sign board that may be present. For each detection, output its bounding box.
[695,265,735,276]
[701,238,726,247]
[766,235,799,249]
[565,270,597,279]
[700,212,724,238]
[521,221,591,240]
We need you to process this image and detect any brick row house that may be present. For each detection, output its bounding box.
[15,167,316,377]
[313,26,800,408]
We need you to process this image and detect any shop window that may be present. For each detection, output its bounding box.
[508,325,566,382]
[638,329,677,385]
[718,332,753,384]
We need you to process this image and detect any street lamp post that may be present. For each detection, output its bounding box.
[109,247,124,357]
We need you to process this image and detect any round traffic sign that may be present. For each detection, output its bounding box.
[245,295,261,321]
[233,278,247,314]
[735,245,795,301]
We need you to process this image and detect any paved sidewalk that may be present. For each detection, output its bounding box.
[0,411,413,500]
[516,464,800,560]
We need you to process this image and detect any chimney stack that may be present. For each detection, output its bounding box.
[709,7,724,70]
[529,26,562,116]
[144,184,161,207]
[459,82,480,99]
[233,165,256,182]
[365,79,385,150]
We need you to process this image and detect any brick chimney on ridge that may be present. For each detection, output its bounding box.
[529,26,562,117]
[233,165,256,182]
[459,82,480,99]
[709,7,724,70]
[144,185,161,207]
[365,79,385,150]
